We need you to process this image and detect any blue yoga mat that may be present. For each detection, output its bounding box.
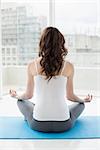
[0,116,100,139]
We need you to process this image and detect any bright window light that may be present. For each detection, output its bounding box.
[0,0,100,96]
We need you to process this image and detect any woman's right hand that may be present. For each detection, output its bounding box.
[84,94,93,102]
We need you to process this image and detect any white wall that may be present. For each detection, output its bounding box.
[74,67,100,95]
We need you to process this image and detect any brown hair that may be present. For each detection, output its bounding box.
[39,27,68,81]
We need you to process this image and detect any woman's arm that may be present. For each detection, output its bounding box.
[10,62,34,100]
[66,63,92,103]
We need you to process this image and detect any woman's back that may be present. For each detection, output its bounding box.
[32,58,70,121]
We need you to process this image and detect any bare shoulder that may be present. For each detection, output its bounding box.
[65,61,74,77]
[27,59,36,75]
[27,59,34,68]
[66,61,74,69]
[27,57,41,75]
[28,57,39,66]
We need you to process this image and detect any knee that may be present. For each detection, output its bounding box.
[79,102,85,110]
[17,99,23,107]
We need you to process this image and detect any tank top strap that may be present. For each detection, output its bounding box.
[60,61,66,75]
[34,59,38,75]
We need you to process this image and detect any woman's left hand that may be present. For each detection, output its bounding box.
[9,89,18,98]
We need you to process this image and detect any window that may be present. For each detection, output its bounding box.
[7,48,10,54]
[2,48,5,54]
[1,0,49,66]
[1,0,49,94]
[55,0,99,68]
[0,0,100,97]
[55,0,100,97]
[12,48,16,54]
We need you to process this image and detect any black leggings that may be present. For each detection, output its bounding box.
[17,100,85,132]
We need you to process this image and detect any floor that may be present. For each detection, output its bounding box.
[0,94,100,150]
[0,139,100,150]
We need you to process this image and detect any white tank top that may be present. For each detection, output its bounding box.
[33,59,70,121]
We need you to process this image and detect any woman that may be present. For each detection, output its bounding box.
[10,27,92,132]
